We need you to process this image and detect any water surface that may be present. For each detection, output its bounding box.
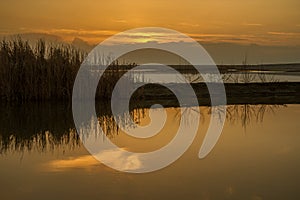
[0,104,299,199]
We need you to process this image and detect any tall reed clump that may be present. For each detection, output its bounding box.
[0,38,140,102]
[0,38,85,101]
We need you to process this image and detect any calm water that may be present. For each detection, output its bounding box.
[0,103,300,199]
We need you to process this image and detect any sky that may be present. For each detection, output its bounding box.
[0,0,299,64]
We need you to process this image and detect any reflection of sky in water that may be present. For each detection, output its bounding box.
[44,147,142,172]
[0,105,300,199]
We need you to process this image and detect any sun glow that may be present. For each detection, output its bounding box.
[0,0,299,46]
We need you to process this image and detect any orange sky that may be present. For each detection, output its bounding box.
[0,0,300,46]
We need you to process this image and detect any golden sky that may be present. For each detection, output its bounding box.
[0,0,300,46]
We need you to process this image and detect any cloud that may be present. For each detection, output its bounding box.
[178,22,200,27]
[112,19,127,23]
[242,23,263,26]
[2,27,300,47]
[267,31,300,36]
[3,28,119,43]
[187,33,267,45]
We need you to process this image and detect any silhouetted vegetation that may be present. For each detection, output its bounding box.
[0,38,299,102]
[0,38,84,101]
[0,38,139,102]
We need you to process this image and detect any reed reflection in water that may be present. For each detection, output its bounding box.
[0,103,287,154]
[0,103,299,200]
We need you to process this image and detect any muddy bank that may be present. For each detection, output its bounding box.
[133,82,300,106]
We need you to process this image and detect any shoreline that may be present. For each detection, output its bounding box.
[1,82,299,106]
[133,82,300,107]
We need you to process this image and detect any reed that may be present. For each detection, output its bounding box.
[0,38,82,101]
[0,38,139,102]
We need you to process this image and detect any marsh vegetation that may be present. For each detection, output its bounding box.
[0,38,299,102]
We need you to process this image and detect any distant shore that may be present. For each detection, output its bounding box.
[132,82,300,107]
[156,63,300,74]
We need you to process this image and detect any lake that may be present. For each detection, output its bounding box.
[0,103,299,199]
